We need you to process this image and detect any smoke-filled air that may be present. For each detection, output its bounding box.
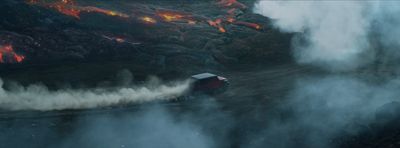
[250,1,400,148]
[254,1,400,71]
[2,0,400,148]
[0,78,190,111]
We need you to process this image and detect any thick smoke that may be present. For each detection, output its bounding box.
[253,1,400,70]
[249,76,400,148]
[251,1,400,148]
[0,102,227,148]
[0,78,190,111]
[56,106,215,148]
[370,1,400,73]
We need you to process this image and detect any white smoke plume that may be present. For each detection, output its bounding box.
[57,106,216,148]
[249,76,400,148]
[0,78,190,111]
[253,1,400,70]
[251,1,400,147]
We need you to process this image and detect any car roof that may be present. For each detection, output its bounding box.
[191,73,217,80]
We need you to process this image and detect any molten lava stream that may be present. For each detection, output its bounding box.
[140,16,157,24]
[208,18,226,33]
[217,0,247,10]
[0,45,25,63]
[234,21,262,30]
[29,0,129,19]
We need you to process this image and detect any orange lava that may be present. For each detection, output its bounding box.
[234,21,262,30]
[27,0,262,33]
[208,18,226,33]
[156,10,198,25]
[141,16,157,24]
[214,0,262,31]
[218,27,226,33]
[29,0,129,19]
[0,45,25,63]
[157,12,184,22]
[217,0,247,10]
[49,3,80,18]
[81,6,130,18]
[226,17,235,23]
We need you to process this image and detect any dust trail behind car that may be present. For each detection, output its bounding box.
[0,78,190,111]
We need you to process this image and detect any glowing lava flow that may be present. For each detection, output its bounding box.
[0,45,25,63]
[208,18,226,33]
[80,6,129,18]
[29,0,129,19]
[49,2,80,18]
[210,0,262,32]
[156,10,197,24]
[157,11,184,22]
[217,0,247,10]
[140,16,157,24]
[233,21,262,30]
[27,0,261,33]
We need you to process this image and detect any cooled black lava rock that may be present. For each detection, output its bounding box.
[0,0,292,86]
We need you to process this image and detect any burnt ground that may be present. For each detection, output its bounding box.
[0,0,292,87]
[1,0,400,148]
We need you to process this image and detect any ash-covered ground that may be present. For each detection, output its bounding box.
[1,0,400,148]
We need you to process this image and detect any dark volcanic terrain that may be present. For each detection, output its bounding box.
[0,0,291,87]
[1,1,400,148]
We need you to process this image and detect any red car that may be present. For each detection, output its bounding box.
[190,73,229,94]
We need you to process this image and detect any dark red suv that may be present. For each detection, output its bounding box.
[190,73,229,94]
